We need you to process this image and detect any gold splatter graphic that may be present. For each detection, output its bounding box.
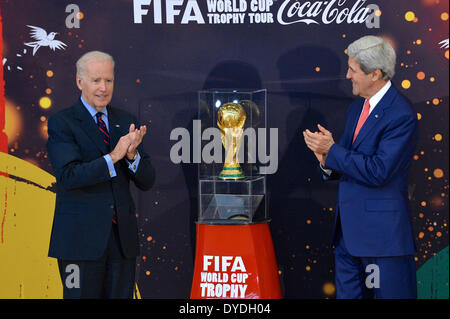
[4,99,23,145]
[39,97,52,109]
[323,282,336,296]
[40,121,48,140]
[433,168,444,179]
[402,80,411,89]
[405,11,416,22]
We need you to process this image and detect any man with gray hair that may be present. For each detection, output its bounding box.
[47,51,155,298]
[303,36,418,298]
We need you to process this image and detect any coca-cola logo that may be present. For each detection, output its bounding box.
[277,0,375,25]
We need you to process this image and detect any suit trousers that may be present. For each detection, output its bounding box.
[334,230,417,299]
[57,223,136,299]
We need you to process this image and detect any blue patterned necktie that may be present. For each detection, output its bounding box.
[95,112,117,224]
[95,112,110,148]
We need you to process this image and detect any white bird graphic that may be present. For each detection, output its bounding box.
[24,25,67,56]
[439,38,449,49]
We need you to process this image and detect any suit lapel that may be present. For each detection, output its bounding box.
[107,105,122,150]
[351,86,397,149]
[74,100,110,154]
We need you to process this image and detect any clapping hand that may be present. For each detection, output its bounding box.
[303,124,335,166]
[126,123,147,161]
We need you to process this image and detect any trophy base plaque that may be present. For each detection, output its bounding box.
[190,222,282,299]
[191,176,282,299]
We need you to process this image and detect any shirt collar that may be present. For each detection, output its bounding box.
[80,96,108,118]
[367,80,391,114]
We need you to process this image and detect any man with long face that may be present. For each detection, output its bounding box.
[47,51,155,298]
[303,36,418,299]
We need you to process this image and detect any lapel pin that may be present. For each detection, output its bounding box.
[115,124,120,127]
[375,114,379,118]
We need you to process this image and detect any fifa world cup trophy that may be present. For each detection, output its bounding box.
[217,102,246,180]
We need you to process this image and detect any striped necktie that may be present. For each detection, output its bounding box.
[95,112,117,224]
[95,112,110,148]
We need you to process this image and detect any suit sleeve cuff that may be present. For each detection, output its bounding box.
[325,143,346,173]
[125,151,141,173]
[320,163,332,176]
[103,154,117,178]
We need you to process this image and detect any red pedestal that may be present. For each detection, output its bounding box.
[190,222,282,299]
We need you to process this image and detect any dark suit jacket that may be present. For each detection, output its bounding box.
[47,99,155,260]
[324,85,418,257]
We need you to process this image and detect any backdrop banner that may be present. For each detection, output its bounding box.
[0,0,448,299]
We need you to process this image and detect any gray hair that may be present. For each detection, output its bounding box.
[347,36,396,80]
[76,51,115,79]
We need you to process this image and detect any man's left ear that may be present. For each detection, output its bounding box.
[371,69,383,82]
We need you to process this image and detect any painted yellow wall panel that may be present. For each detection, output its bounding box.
[0,153,62,299]
[0,152,55,188]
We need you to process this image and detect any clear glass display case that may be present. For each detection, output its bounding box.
[197,89,268,224]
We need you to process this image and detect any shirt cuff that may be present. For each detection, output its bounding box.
[320,163,332,176]
[125,151,141,173]
[103,154,117,178]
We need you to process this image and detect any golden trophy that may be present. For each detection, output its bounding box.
[217,102,246,180]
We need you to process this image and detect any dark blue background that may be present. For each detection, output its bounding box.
[1,0,448,298]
